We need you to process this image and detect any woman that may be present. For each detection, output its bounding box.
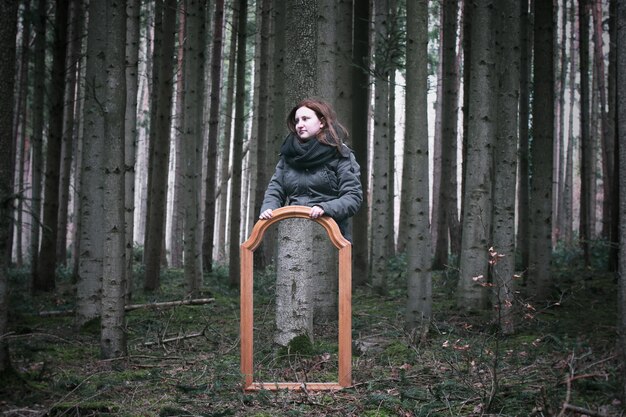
[259,98,362,241]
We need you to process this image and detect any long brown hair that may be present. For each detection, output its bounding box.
[286,98,349,148]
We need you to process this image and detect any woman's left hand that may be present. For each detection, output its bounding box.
[310,205,325,219]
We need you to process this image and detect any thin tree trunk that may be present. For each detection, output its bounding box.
[351,0,370,286]
[579,0,592,267]
[35,0,69,292]
[228,0,248,286]
[516,0,532,270]
[563,0,577,245]
[555,0,568,244]
[125,0,141,298]
[370,0,391,294]
[203,0,224,270]
[144,0,177,291]
[30,0,46,291]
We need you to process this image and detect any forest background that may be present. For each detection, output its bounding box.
[1,0,626,415]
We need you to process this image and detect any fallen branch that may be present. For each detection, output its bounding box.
[143,330,206,347]
[562,403,607,417]
[37,298,215,317]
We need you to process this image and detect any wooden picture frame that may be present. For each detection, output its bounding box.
[240,206,352,391]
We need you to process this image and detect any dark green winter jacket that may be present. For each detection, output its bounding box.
[260,133,363,241]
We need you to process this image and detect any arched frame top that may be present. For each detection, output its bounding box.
[241,206,351,252]
[240,206,352,391]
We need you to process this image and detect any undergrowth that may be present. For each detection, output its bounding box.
[0,242,623,416]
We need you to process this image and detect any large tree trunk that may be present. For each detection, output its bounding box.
[492,0,520,335]
[528,0,555,301]
[0,0,19,373]
[76,0,107,327]
[182,0,206,297]
[403,0,431,331]
[350,0,370,286]
[457,0,496,311]
[144,0,177,291]
[271,0,321,344]
[100,0,127,359]
[370,0,391,294]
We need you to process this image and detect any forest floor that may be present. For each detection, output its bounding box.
[0,247,624,417]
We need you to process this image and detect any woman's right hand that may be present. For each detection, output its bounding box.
[259,209,273,220]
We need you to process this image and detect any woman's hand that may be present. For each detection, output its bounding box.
[259,209,273,220]
[310,205,325,219]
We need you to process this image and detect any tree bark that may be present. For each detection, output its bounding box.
[35,0,69,291]
[0,0,19,373]
[457,0,496,311]
[227,0,248,286]
[203,0,225,271]
[350,0,370,286]
[182,0,206,297]
[579,0,592,267]
[615,0,626,400]
[144,0,177,291]
[492,0,520,334]
[100,0,128,359]
[403,0,432,331]
[528,0,555,301]
[370,0,391,294]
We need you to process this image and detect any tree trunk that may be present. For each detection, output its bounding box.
[182,0,206,297]
[203,0,225,270]
[563,0,577,245]
[528,0,554,301]
[56,0,82,267]
[516,0,532,270]
[125,0,141,298]
[591,0,613,242]
[492,0,520,335]
[403,0,432,331]
[29,0,46,290]
[615,0,626,400]
[350,0,370,286]
[555,0,568,244]
[14,0,32,268]
[227,0,248,286]
[144,0,177,291]
[457,0,496,311]
[370,0,390,294]
[76,0,107,327]
[217,3,238,262]
[608,0,618,271]
[579,0,592,267]
[0,0,19,373]
[100,0,127,359]
[433,0,460,270]
[168,3,186,269]
[35,0,69,292]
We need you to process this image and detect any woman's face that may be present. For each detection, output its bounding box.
[294,106,324,140]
